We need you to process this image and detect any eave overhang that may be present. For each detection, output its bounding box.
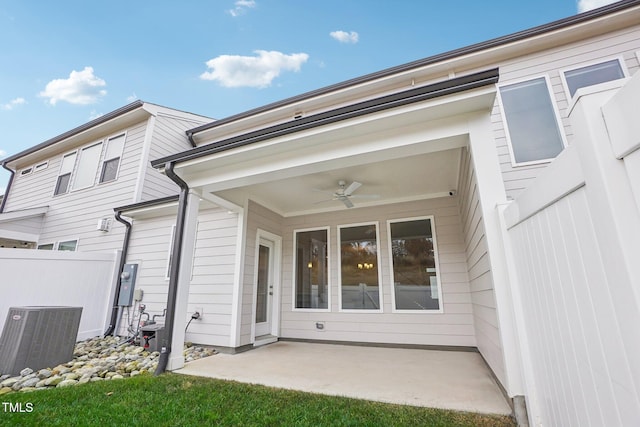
[152,68,499,169]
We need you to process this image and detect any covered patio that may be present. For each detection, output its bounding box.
[176,341,512,415]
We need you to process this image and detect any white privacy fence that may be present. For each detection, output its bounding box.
[0,248,121,341]
[500,74,640,427]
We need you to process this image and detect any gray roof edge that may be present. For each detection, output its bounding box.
[187,0,640,136]
[2,100,145,166]
[153,68,499,168]
[114,194,180,213]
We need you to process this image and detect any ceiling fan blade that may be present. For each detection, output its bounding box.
[313,198,336,205]
[312,188,336,195]
[342,197,354,208]
[344,181,362,196]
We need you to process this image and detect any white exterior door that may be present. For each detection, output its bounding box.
[254,238,275,337]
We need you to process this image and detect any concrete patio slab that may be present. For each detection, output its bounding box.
[176,341,512,415]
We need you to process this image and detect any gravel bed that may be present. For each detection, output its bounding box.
[0,336,216,395]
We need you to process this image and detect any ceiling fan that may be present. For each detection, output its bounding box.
[314,180,379,208]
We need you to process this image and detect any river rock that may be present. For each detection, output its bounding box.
[57,379,78,388]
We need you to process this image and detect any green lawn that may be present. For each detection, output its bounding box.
[0,373,515,426]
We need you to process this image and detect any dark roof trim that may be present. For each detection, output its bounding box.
[154,68,498,168]
[188,0,640,136]
[2,101,145,165]
[114,194,179,213]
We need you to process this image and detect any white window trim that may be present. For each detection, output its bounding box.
[497,74,568,168]
[19,167,33,177]
[559,55,629,102]
[34,161,49,173]
[337,221,383,313]
[56,238,79,251]
[99,132,127,184]
[165,224,176,280]
[53,150,78,196]
[71,141,103,192]
[292,226,331,313]
[37,242,55,250]
[387,216,443,314]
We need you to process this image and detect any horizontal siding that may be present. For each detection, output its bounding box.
[264,197,477,348]
[141,115,203,202]
[0,215,45,235]
[491,25,640,199]
[458,148,505,386]
[7,121,150,252]
[120,206,238,347]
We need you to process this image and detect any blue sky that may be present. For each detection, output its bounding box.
[0,0,618,192]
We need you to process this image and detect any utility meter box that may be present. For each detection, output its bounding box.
[140,324,166,353]
[118,263,138,306]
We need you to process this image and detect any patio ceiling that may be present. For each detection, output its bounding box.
[213,148,463,216]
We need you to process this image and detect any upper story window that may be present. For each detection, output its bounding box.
[72,142,103,191]
[498,76,566,165]
[53,133,126,196]
[562,58,626,98]
[54,152,77,195]
[100,134,125,183]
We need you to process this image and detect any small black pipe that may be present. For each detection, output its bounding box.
[104,210,133,336]
[155,161,189,375]
[0,163,15,213]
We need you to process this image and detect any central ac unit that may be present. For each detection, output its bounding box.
[0,306,82,375]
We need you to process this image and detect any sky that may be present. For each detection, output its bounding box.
[0,0,620,193]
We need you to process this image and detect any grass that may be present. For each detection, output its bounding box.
[0,374,516,426]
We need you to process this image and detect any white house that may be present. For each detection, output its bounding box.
[0,101,211,251]
[2,2,640,425]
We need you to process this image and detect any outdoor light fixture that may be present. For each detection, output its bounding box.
[308,261,313,268]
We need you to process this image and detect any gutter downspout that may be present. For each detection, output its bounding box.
[104,211,133,336]
[0,163,15,213]
[154,161,189,375]
[186,131,197,148]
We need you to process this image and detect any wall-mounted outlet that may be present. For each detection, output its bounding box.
[315,322,325,331]
[195,307,204,318]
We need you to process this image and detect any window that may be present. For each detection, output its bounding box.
[499,77,565,165]
[563,59,625,98]
[100,134,125,183]
[37,243,54,250]
[294,228,329,310]
[54,152,77,195]
[72,142,102,190]
[339,223,381,311]
[388,217,441,311]
[34,161,48,172]
[57,240,78,251]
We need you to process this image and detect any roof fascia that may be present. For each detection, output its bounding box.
[2,101,147,168]
[153,68,498,168]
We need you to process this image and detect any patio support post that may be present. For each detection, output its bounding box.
[466,112,526,399]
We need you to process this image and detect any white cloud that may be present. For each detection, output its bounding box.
[200,50,309,88]
[39,66,107,105]
[229,0,256,17]
[126,93,138,103]
[577,0,617,13]
[330,30,359,44]
[1,97,26,110]
[0,149,6,159]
